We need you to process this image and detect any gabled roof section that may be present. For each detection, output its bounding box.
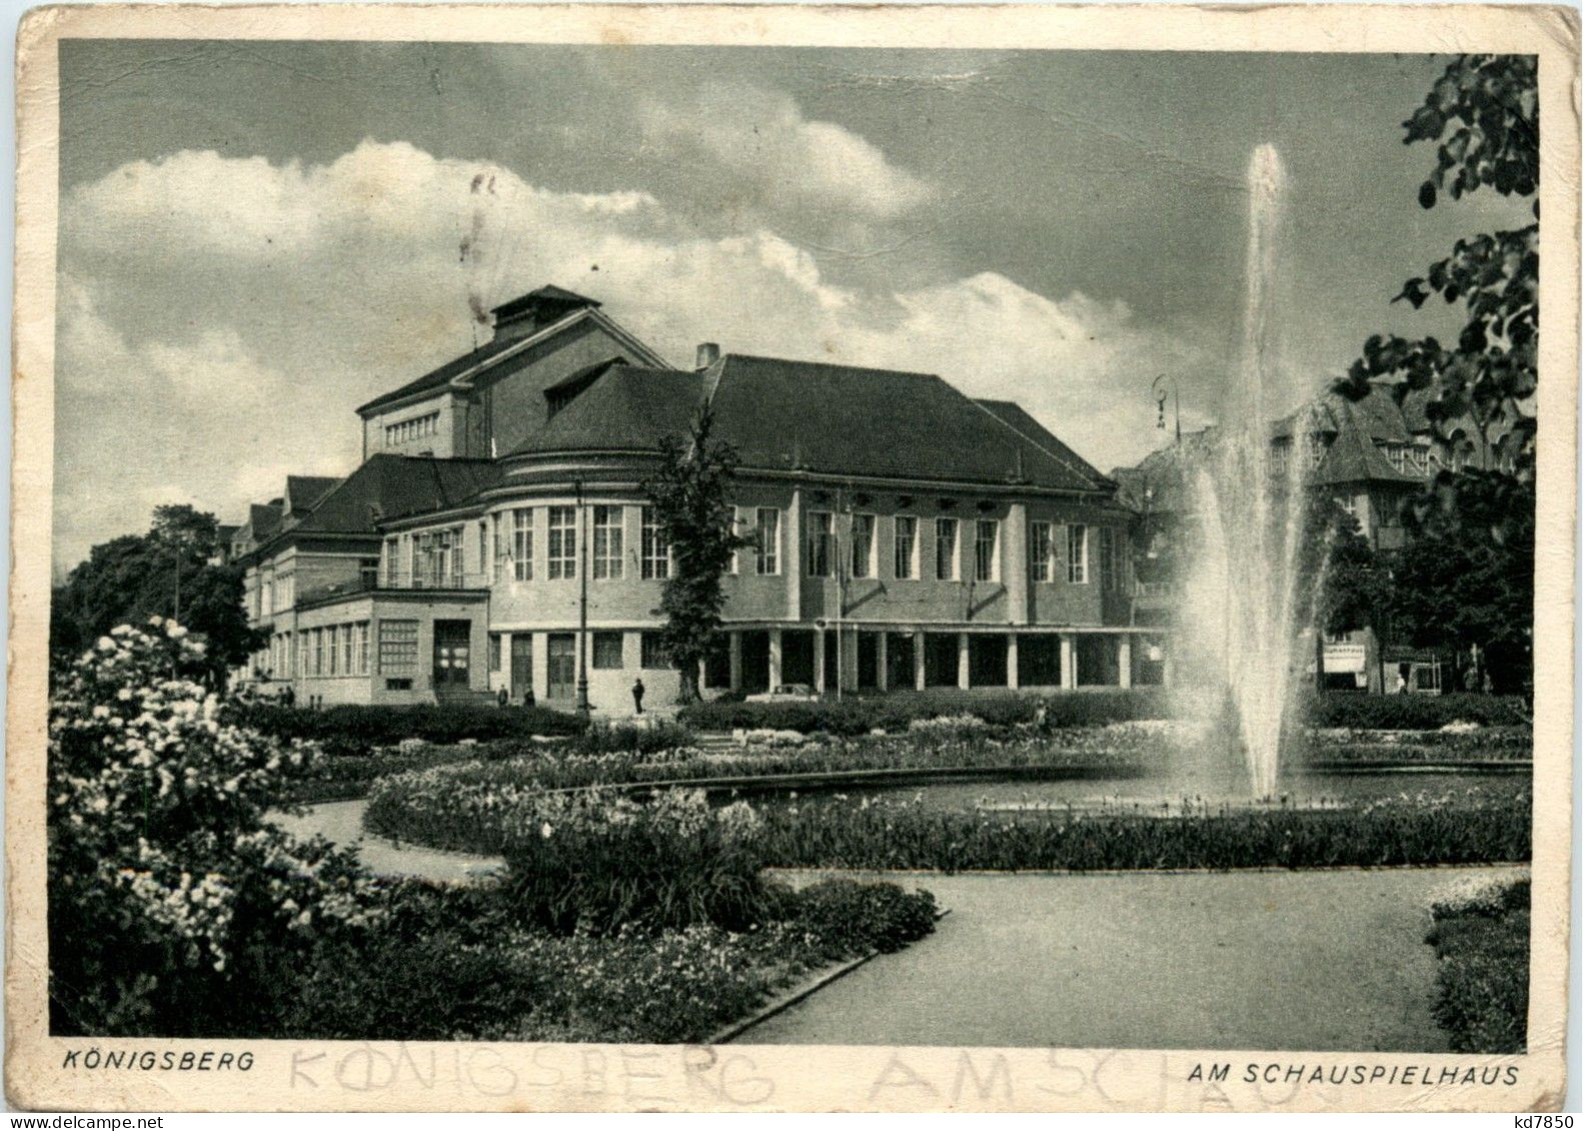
[512,367,710,455]
[244,455,503,560]
[1313,421,1417,486]
[544,355,628,412]
[355,301,668,417]
[285,475,341,515]
[973,399,1111,490]
[247,503,283,539]
[491,284,600,321]
[355,335,525,417]
[706,355,1105,492]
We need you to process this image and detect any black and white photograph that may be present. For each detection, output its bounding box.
[8,3,1576,1114]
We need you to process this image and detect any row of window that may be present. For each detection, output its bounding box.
[270,622,372,679]
[383,508,1124,589]
[485,630,673,672]
[385,412,440,446]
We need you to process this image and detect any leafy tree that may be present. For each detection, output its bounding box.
[1387,471,1534,694]
[52,505,262,679]
[645,406,750,703]
[1336,54,1538,491]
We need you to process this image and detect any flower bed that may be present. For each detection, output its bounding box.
[751,788,1531,872]
[292,877,936,1043]
[1424,875,1530,1053]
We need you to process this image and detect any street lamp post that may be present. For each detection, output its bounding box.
[1151,374,1182,445]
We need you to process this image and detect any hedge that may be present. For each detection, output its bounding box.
[677,689,1169,735]
[1304,693,1530,730]
[1425,878,1530,1053]
[224,701,587,756]
[678,689,1531,736]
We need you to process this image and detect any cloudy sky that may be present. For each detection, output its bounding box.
[54,42,1530,570]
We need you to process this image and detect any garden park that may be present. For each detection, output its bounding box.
[50,618,1530,1053]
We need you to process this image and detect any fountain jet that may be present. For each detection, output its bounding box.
[1178,144,1315,799]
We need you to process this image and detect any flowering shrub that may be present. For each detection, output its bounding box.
[222,700,586,756]
[908,714,989,735]
[49,619,382,1036]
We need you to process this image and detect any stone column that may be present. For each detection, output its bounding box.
[1060,633,1076,690]
[728,631,743,693]
[1007,634,1020,690]
[786,488,803,622]
[876,631,889,692]
[1118,635,1133,689]
[914,630,926,690]
[957,632,971,689]
[768,628,783,689]
[1006,503,1029,625]
[813,628,826,693]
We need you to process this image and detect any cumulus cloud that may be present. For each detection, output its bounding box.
[56,138,1209,568]
[638,81,935,223]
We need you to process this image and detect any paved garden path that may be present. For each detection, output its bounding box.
[271,800,505,883]
[744,865,1525,1051]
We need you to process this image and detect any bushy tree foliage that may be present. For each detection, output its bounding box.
[1336,54,1538,484]
[48,620,382,1036]
[645,406,750,702]
[52,505,263,680]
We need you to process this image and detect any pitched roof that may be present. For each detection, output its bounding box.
[246,503,283,539]
[512,367,711,455]
[243,455,503,560]
[285,475,341,514]
[355,335,525,417]
[973,399,1111,490]
[1312,420,1418,486]
[708,355,1104,491]
[491,285,600,320]
[509,354,1110,494]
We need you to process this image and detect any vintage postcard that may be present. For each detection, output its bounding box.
[8,2,1578,1114]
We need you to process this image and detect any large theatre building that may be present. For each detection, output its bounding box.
[235,286,1163,711]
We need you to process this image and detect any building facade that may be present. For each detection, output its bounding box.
[236,286,1162,712]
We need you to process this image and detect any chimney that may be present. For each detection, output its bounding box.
[695,342,721,370]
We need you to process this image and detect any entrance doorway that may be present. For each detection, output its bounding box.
[740,631,770,694]
[510,634,534,701]
[433,621,472,690]
[547,633,576,702]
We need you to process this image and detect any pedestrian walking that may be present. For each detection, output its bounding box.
[632,678,645,715]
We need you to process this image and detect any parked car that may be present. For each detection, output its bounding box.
[744,683,817,703]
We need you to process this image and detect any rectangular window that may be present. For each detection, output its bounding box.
[851,514,876,579]
[893,516,917,580]
[1101,529,1116,591]
[488,633,502,673]
[641,506,670,580]
[592,631,624,669]
[808,511,834,577]
[385,410,439,446]
[593,505,624,580]
[313,629,325,676]
[755,508,780,576]
[1031,521,1053,582]
[299,633,311,677]
[382,536,399,585]
[341,624,354,674]
[379,619,419,674]
[356,623,368,675]
[641,632,671,670]
[508,508,533,581]
[280,631,292,678]
[478,521,489,577]
[935,518,959,581]
[548,506,576,579]
[974,519,999,582]
[1068,524,1089,584]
